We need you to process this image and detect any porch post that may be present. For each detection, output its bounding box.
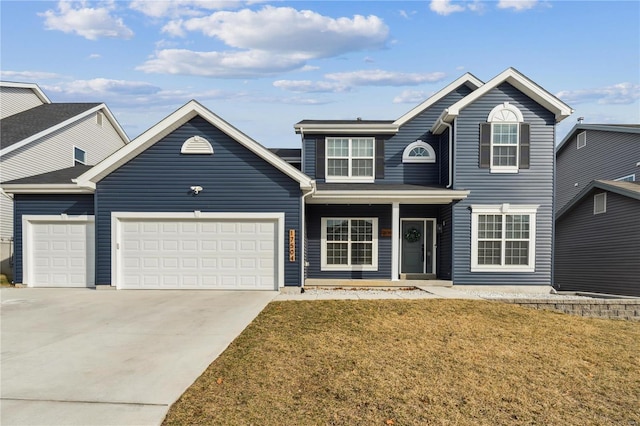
[391,202,400,281]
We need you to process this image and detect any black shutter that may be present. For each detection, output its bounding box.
[519,123,530,169]
[479,123,491,168]
[315,139,325,179]
[375,138,385,179]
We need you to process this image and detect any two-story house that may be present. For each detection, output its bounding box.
[3,68,572,291]
[0,82,130,279]
[554,124,640,296]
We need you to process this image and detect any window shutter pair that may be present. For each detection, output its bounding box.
[478,123,530,169]
[314,138,385,179]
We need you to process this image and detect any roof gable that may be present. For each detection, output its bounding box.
[556,179,640,219]
[0,81,51,104]
[556,123,640,155]
[431,68,573,134]
[76,100,312,190]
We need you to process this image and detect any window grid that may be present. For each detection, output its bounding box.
[477,213,531,267]
[326,138,374,180]
[492,123,518,167]
[323,218,375,267]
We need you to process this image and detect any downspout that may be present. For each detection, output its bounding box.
[300,180,316,291]
[437,118,454,188]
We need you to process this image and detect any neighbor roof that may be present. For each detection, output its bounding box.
[0,103,100,150]
[2,165,93,185]
[556,123,640,155]
[0,81,51,104]
[556,179,640,219]
[1,165,95,194]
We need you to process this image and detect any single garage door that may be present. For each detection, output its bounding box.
[115,213,282,290]
[24,216,94,287]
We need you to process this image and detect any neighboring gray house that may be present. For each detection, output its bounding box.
[4,68,573,291]
[554,124,640,296]
[0,81,129,279]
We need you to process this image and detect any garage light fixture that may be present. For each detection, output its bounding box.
[190,185,203,194]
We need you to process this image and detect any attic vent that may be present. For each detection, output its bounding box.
[577,131,586,149]
[181,136,213,154]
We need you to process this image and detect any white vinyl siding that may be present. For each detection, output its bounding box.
[0,87,45,119]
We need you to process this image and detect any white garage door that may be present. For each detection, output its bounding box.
[117,215,281,290]
[27,218,94,287]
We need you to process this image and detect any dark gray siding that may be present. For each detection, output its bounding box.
[306,204,391,279]
[556,130,640,211]
[452,83,556,286]
[300,85,473,185]
[13,194,94,283]
[95,117,302,286]
[555,191,640,296]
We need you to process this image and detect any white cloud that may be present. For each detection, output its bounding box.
[273,80,349,93]
[556,83,640,105]
[137,49,308,78]
[0,70,62,80]
[430,0,465,16]
[40,1,134,40]
[325,70,446,86]
[497,0,539,11]
[129,0,262,18]
[393,90,430,104]
[88,53,101,59]
[141,6,389,78]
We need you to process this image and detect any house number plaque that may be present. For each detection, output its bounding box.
[289,229,296,262]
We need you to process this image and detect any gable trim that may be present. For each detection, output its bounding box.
[556,123,640,156]
[0,104,129,157]
[431,68,573,134]
[75,100,313,190]
[556,179,640,220]
[0,81,51,104]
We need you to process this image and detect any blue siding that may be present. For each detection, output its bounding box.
[13,194,94,283]
[95,116,303,286]
[555,191,640,296]
[306,204,392,279]
[452,83,556,286]
[301,85,473,185]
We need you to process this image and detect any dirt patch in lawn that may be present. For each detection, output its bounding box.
[163,299,640,426]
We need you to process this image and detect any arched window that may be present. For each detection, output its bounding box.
[402,140,436,163]
[481,102,528,172]
[181,136,213,154]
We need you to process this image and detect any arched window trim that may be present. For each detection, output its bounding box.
[402,140,436,163]
[487,102,524,123]
[181,135,213,154]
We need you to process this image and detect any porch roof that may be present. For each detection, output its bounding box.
[307,183,469,204]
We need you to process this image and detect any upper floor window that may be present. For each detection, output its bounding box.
[74,146,86,165]
[576,131,586,149]
[615,174,635,182]
[402,140,436,163]
[480,103,529,173]
[326,137,374,182]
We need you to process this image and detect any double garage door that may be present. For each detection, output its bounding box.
[25,213,283,290]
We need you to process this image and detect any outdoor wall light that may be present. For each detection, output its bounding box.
[190,185,203,194]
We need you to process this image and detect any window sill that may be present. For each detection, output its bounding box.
[471,266,535,273]
[490,168,518,174]
[321,265,378,272]
[325,177,375,183]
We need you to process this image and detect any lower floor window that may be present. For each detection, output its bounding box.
[471,204,537,272]
[322,218,378,270]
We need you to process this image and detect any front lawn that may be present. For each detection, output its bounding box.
[163,299,640,425]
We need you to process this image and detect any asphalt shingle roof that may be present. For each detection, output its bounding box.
[0,103,100,150]
[1,165,93,185]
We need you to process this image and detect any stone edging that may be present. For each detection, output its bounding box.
[498,299,640,321]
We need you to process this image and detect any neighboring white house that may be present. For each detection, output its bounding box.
[0,81,129,280]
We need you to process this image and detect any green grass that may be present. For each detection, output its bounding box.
[164,299,640,426]
[0,274,11,287]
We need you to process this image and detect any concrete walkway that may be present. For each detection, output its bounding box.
[1,288,277,426]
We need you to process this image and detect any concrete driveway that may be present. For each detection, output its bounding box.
[1,288,277,425]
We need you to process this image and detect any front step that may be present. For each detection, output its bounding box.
[400,273,437,280]
[304,278,452,288]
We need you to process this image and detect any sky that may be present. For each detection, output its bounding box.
[1,0,639,148]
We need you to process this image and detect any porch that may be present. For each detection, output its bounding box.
[304,278,453,288]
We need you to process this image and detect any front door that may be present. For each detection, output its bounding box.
[401,219,434,274]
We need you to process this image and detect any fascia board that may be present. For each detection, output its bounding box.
[1,184,95,194]
[100,104,130,145]
[294,123,398,134]
[0,81,51,104]
[394,73,484,127]
[307,189,469,204]
[0,104,106,157]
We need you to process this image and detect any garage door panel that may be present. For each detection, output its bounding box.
[118,218,277,290]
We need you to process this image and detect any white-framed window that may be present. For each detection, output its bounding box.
[615,174,635,182]
[326,137,375,182]
[74,146,86,165]
[486,102,524,173]
[471,204,538,272]
[594,193,606,214]
[321,218,378,271]
[576,131,586,149]
[402,140,436,163]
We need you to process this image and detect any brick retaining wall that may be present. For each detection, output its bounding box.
[499,299,640,321]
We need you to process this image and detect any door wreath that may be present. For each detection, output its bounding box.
[404,227,421,243]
